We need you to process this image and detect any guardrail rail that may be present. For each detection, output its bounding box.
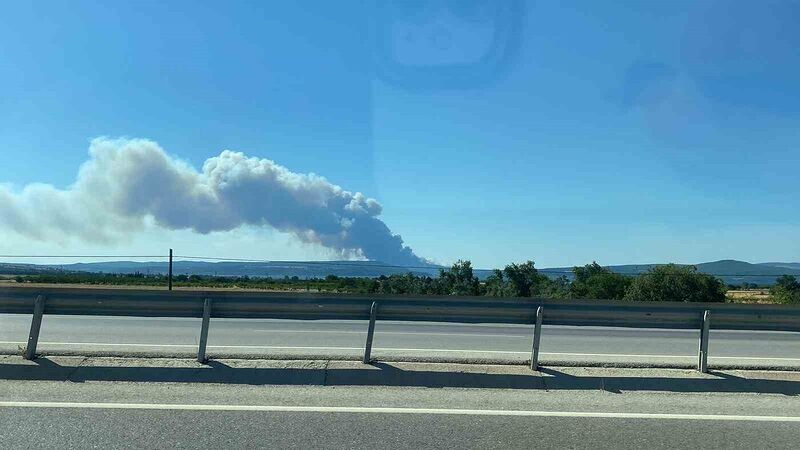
[2,286,799,372]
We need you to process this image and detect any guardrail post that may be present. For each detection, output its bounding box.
[698,310,711,373]
[24,295,46,360]
[530,306,544,371]
[197,298,212,363]
[363,301,378,364]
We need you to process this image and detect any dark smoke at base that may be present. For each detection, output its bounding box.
[0,138,429,267]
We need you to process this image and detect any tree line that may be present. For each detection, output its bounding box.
[14,259,760,303]
[366,260,728,303]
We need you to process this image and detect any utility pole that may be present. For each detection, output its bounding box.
[168,248,173,291]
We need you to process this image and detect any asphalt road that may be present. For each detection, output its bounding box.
[4,408,799,449]
[1,373,799,449]
[1,314,799,367]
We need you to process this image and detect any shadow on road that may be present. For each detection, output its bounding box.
[0,357,797,395]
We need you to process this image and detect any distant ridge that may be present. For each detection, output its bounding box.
[542,259,800,285]
[2,259,798,285]
[32,260,441,279]
[0,263,62,275]
[760,262,800,271]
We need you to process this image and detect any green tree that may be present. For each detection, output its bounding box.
[539,275,571,299]
[623,264,726,303]
[483,261,563,298]
[483,269,508,297]
[775,275,800,291]
[770,275,800,304]
[439,260,480,296]
[570,262,632,300]
[500,261,542,297]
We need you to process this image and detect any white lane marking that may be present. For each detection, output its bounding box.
[1,340,800,362]
[0,401,798,422]
[251,329,530,338]
[0,341,362,351]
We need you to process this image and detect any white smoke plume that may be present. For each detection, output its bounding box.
[0,138,428,266]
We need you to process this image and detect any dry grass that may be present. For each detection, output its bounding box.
[726,289,773,304]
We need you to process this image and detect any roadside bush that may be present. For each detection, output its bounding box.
[482,261,569,298]
[570,262,632,300]
[483,261,548,297]
[623,264,726,303]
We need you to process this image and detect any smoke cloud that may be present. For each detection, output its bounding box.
[0,138,428,266]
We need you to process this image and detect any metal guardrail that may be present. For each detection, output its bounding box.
[2,286,799,372]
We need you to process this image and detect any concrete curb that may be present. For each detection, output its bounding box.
[1,348,799,372]
[2,355,799,394]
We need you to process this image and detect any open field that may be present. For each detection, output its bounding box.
[726,290,773,303]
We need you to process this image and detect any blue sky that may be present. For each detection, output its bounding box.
[1,0,798,268]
